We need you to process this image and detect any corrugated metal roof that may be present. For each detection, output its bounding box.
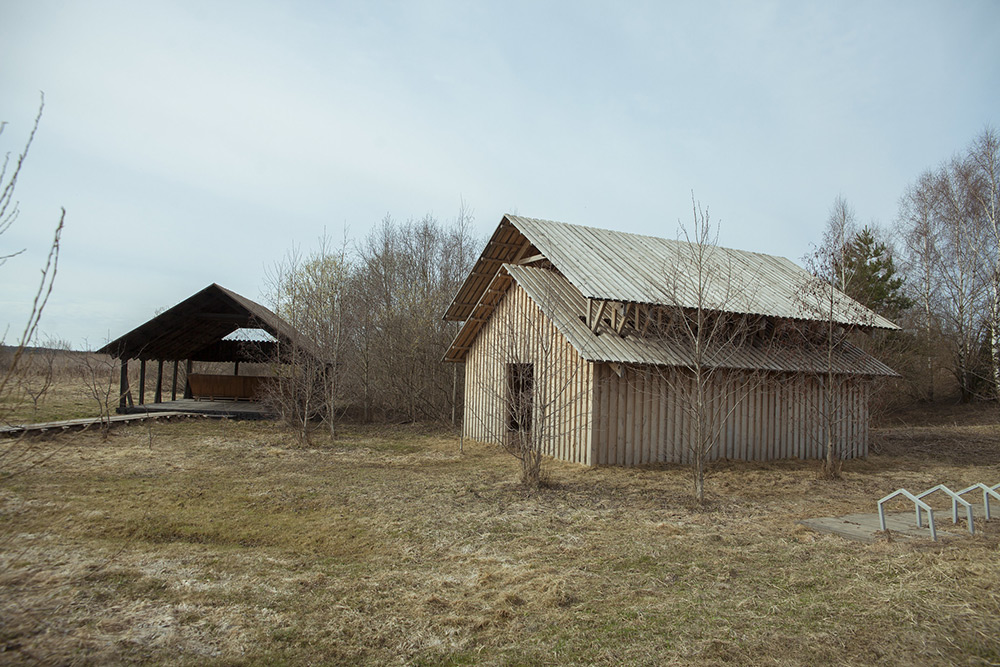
[445,264,897,377]
[223,328,278,343]
[506,215,899,330]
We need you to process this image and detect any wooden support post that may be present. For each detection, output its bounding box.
[155,360,164,403]
[591,300,607,332]
[511,238,532,263]
[171,360,179,401]
[139,359,146,405]
[184,360,193,399]
[119,359,129,411]
[615,303,629,335]
[641,305,654,336]
[234,360,240,376]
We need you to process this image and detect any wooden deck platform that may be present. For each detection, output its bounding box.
[2,400,274,437]
[122,399,274,419]
[0,411,197,436]
[799,506,992,543]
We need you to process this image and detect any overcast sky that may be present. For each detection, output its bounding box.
[2,0,998,348]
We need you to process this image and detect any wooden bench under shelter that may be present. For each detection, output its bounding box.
[187,373,268,401]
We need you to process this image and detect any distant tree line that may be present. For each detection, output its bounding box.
[262,206,479,440]
[816,128,1000,409]
[261,129,1000,443]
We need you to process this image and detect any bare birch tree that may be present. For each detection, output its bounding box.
[277,233,352,439]
[897,171,944,401]
[893,131,1000,404]
[933,158,989,400]
[966,128,1000,403]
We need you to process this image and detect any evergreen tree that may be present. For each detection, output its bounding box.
[835,226,913,320]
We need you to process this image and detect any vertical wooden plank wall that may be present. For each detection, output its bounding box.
[462,283,595,464]
[461,281,874,467]
[591,367,871,465]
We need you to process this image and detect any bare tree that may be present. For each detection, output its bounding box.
[824,196,859,293]
[443,201,478,426]
[78,344,122,441]
[800,198,885,477]
[464,271,582,487]
[354,210,478,422]
[0,95,65,429]
[897,171,944,401]
[939,158,990,400]
[645,200,762,503]
[966,128,1000,404]
[892,131,1000,405]
[262,245,328,444]
[288,233,351,439]
[14,337,71,421]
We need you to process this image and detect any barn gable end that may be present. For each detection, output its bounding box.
[462,277,596,465]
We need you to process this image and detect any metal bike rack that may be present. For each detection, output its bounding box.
[916,485,975,535]
[878,482,998,541]
[956,483,1000,521]
[878,489,937,541]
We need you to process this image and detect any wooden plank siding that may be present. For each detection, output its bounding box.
[591,366,870,465]
[461,276,873,467]
[462,282,595,465]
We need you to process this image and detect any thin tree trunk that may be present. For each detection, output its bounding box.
[824,284,838,477]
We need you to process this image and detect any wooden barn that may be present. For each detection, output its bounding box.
[443,215,898,466]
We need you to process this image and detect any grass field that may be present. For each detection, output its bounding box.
[1,398,999,664]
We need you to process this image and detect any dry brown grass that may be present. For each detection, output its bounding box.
[1,400,999,664]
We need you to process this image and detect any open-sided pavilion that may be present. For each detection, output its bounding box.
[97,283,318,417]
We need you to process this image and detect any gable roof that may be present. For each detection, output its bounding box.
[97,283,319,361]
[444,264,895,376]
[445,214,899,331]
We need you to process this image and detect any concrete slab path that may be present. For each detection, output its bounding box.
[799,506,991,542]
